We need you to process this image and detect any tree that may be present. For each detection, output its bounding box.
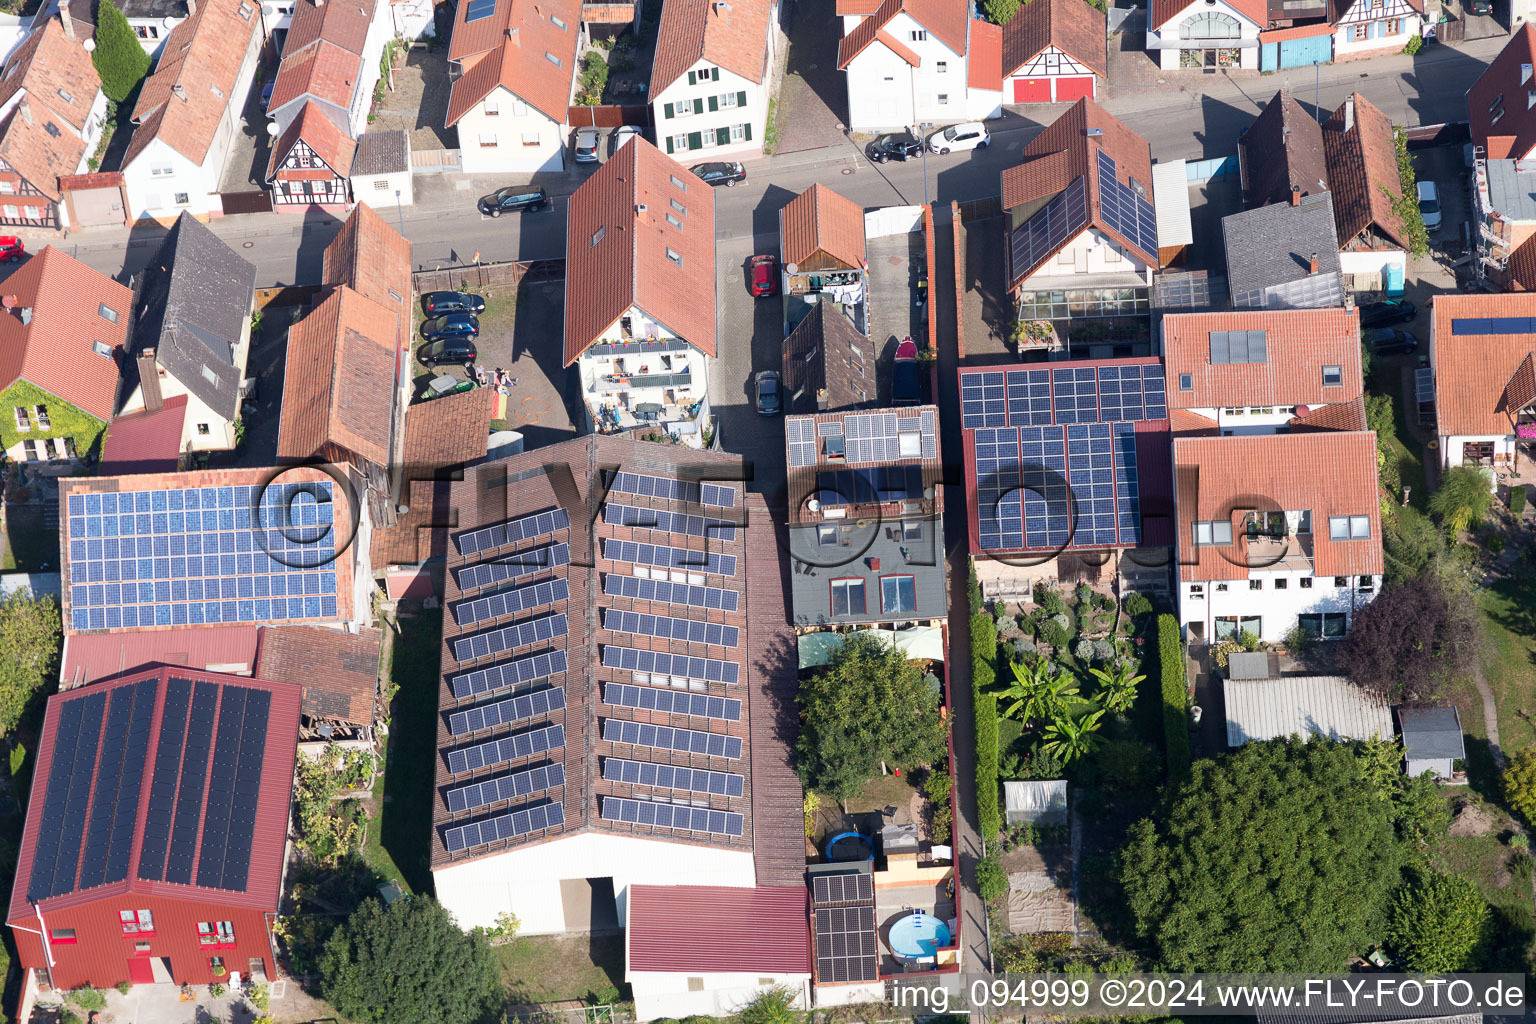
[1428,464,1494,535]
[0,592,60,737]
[1039,707,1105,764]
[1390,126,1432,260]
[737,987,802,1024]
[320,897,502,1024]
[1089,662,1145,715]
[795,632,947,801]
[1388,870,1487,971]
[983,0,1023,24]
[997,658,1080,723]
[1383,504,1444,583]
[91,1,152,103]
[1505,745,1536,827]
[1341,572,1477,702]
[1120,738,1406,971]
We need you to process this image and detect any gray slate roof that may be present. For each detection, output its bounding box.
[1398,707,1465,761]
[787,516,946,627]
[132,211,258,422]
[1222,192,1344,310]
[351,130,409,177]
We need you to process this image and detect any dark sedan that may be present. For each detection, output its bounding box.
[477,186,547,217]
[866,132,923,163]
[1359,298,1417,328]
[421,313,480,343]
[1363,327,1418,355]
[422,291,486,316]
[690,161,746,187]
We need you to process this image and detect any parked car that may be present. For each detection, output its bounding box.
[418,336,478,367]
[422,291,486,316]
[421,312,480,344]
[748,254,778,297]
[1359,298,1417,328]
[690,161,746,187]
[1468,0,1493,14]
[612,126,644,152]
[928,122,990,155]
[893,337,921,406]
[261,78,275,109]
[0,236,24,262]
[1363,327,1418,355]
[754,370,781,415]
[866,132,923,163]
[478,186,547,216]
[574,126,601,163]
[1417,180,1442,231]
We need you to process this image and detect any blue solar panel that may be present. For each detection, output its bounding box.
[453,577,569,628]
[602,683,742,721]
[1009,176,1088,279]
[962,365,1166,430]
[138,676,191,882]
[1067,423,1119,548]
[462,0,496,22]
[601,645,741,684]
[602,609,739,647]
[445,723,566,775]
[455,542,570,593]
[442,800,564,853]
[600,796,745,837]
[602,573,740,612]
[445,763,565,814]
[974,426,1025,552]
[65,482,341,631]
[609,472,737,508]
[603,503,737,542]
[165,682,217,885]
[603,757,745,797]
[447,686,566,735]
[1021,425,1070,548]
[455,508,571,556]
[1113,421,1142,545]
[1052,367,1098,424]
[1096,150,1158,256]
[600,538,736,576]
[27,690,106,901]
[602,718,743,758]
[451,612,569,663]
[448,649,568,700]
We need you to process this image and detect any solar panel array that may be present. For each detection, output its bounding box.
[138,676,192,883]
[28,689,107,900]
[197,686,271,891]
[76,678,158,892]
[835,411,938,464]
[814,905,879,983]
[602,608,739,647]
[959,364,1167,430]
[1010,175,1088,276]
[447,686,567,736]
[1096,149,1158,256]
[161,681,218,885]
[455,508,570,556]
[443,800,564,853]
[602,683,742,721]
[448,649,569,699]
[455,543,570,592]
[609,472,737,508]
[604,503,737,542]
[450,612,570,663]
[603,572,741,611]
[445,762,565,814]
[462,0,496,22]
[813,872,874,906]
[453,578,570,628]
[786,417,816,468]
[445,723,567,775]
[602,718,743,758]
[1209,329,1268,365]
[603,756,745,797]
[602,645,741,684]
[600,796,745,837]
[1066,423,1140,548]
[1415,367,1435,403]
[814,465,924,507]
[1450,316,1536,336]
[65,483,340,630]
[601,539,736,577]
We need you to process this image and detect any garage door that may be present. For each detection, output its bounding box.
[1054,76,1095,102]
[1013,77,1052,102]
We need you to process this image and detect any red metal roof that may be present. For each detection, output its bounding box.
[627,885,811,974]
[99,395,188,476]
[60,626,261,687]
[6,666,301,926]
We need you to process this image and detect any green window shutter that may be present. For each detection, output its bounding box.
[743,122,752,142]
[664,102,674,118]
[666,136,674,154]
[712,67,720,81]
[687,70,696,85]
[737,90,747,107]
[716,126,730,146]
[708,95,718,112]
[687,131,702,150]
[694,98,704,114]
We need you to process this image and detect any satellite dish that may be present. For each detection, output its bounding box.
[82,37,95,51]
[163,15,177,25]
[924,486,935,500]
[785,263,798,275]
[266,121,279,136]
[807,498,820,512]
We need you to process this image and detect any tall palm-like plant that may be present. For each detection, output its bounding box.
[997,658,1080,723]
[1039,707,1106,763]
[1088,662,1146,715]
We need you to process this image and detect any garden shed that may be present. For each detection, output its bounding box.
[1399,707,1466,780]
[1223,674,1392,747]
[1003,780,1068,825]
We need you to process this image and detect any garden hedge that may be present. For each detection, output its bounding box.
[1158,613,1190,780]
[971,610,1001,842]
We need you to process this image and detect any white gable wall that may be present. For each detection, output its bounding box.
[843,11,967,131]
[1149,0,1261,71]
[652,60,769,161]
[456,87,566,173]
[1018,226,1153,288]
[631,974,811,1022]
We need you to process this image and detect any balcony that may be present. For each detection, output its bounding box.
[590,369,692,393]
[1242,532,1313,573]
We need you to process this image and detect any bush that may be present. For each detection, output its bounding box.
[738,987,801,1024]
[209,982,227,998]
[1099,738,1161,794]
[1040,589,1066,617]
[1237,629,1261,651]
[1124,592,1153,618]
[968,559,983,612]
[1040,620,1070,648]
[1514,486,1529,516]
[1505,746,1536,827]
[116,981,130,995]
[1284,625,1315,653]
[1094,592,1116,612]
[70,988,105,1011]
[1092,639,1115,663]
[1489,534,1506,554]
[92,1,152,101]
[1158,614,1190,780]
[1511,831,1531,851]
[1003,747,1066,780]
[1388,870,1487,971]
[1011,637,1037,660]
[1075,583,1094,607]
[924,769,953,844]
[972,613,1001,841]
[977,854,1008,901]
[996,613,1015,633]
[1073,639,1094,661]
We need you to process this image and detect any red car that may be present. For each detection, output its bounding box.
[0,236,24,263]
[748,254,778,297]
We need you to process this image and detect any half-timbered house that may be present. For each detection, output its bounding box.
[265,103,354,210]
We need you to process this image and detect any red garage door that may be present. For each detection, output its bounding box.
[1054,76,1096,102]
[1012,77,1052,102]
[127,957,155,985]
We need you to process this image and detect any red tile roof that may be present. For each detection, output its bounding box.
[402,386,493,472]
[1288,394,1368,432]
[0,18,100,135]
[1322,93,1407,250]
[0,101,87,203]
[322,202,413,333]
[60,625,260,687]
[1431,292,1536,437]
[268,38,361,115]
[0,245,130,423]
[267,100,356,180]
[1163,308,1363,411]
[5,666,300,925]
[1151,0,1267,30]
[627,886,811,974]
[968,16,1002,90]
[1508,232,1536,291]
[563,139,716,365]
[256,624,381,724]
[1173,430,1384,582]
[284,0,375,56]
[838,0,969,68]
[780,183,866,272]
[100,395,187,475]
[1468,24,1536,161]
[446,0,582,125]
[651,0,772,95]
[1000,0,1106,79]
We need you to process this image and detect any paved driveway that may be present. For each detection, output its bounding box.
[710,236,787,498]
[773,0,848,154]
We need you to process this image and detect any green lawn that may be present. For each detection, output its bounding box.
[477,290,517,343]
[365,611,441,895]
[1476,577,1536,760]
[1370,359,1428,511]
[1431,826,1535,971]
[498,933,628,1005]
[2,505,54,572]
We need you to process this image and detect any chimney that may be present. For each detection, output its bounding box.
[635,203,647,214]
[1343,96,1354,132]
[1308,252,1319,275]
[19,307,30,325]
[58,3,75,41]
[1,295,16,309]
[186,0,195,13]
[137,347,163,412]
[1290,184,1300,207]
[17,99,30,126]
[508,26,519,44]
[171,83,186,101]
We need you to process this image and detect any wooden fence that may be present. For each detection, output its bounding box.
[410,259,564,294]
[955,194,1003,222]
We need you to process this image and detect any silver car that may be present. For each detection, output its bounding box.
[574,126,601,163]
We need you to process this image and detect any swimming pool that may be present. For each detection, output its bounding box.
[888,911,951,959]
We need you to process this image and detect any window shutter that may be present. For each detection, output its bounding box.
[688,70,696,85]
[708,95,718,112]
[743,122,752,141]
[712,67,720,81]
[666,136,674,154]
[687,131,702,150]
[694,98,704,114]
[664,102,674,118]
[737,90,747,107]
[716,126,730,146]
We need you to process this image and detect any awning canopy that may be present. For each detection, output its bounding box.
[797,626,946,668]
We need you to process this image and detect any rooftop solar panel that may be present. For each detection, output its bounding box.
[601,608,739,647]
[80,677,159,890]
[454,542,570,593]
[1096,150,1158,256]
[138,675,191,883]
[814,905,879,983]
[27,690,106,901]
[601,717,743,758]
[448,648,568,700]
[609,472,737,509]
[445,723,566,775]
[447,685,567,735]
[814,465,923,507]
[445,762,566,814]
[165,681,217,885]
[812,872,874,906]
[600,538,736,576]
[442,800,564,854]
[451,612,569,663]
[455,507,571,557]
[200,686,269,892]
[453,577,570,628]
[787,417,816,468]
[601,644,741,685]
[462,0,496,21]
[1451,317,1536,336]
[601,683,742,721]
[602,573,740,612]
[602,756,745,797]
[599,796,745,836]
[1009,175,1088,280]
[603,503,738,542]
[1415,366,1436,403]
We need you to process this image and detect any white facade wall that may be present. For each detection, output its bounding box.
[1183,405,1302,433]
[577,305,710,424]
[126,15,187,57]
[1439,434,1512,489]
[653,61,769,162]
[456,90,566,174]
[1150,0,1261,71]
[432,832,756,932]
[352,7,392,136]
[1179,572,1381,644]
[1018,226,1153,288]
[968,86,1001,121]
[631,973,810,1022]
[262,0,295,36]
[118,315,253,452]
[1333,12,1422,55]
[812,982,888,1008]
[350,166,412,206]
[842,11,967,131]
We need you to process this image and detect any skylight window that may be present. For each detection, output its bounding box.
[91,340,112,358]
[551,13,566,28]
[98,303,118,324]
[664,247,682,266]
[57,88,73,104]
[544,52,562,67]
[591,226,606,247]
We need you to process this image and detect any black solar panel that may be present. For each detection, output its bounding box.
[1009,175,1088,279]
[444,723,566,775]
[601,683,742,721]
[814,905,879,982]
[165,681,217,885]
[600,538,736,576]
[1096,149,1158,257]
[442,800,564,853]
[455,507,571,556]
[812,872,874,906]
[601,608,739,647]
[448,649,568,700]
[447,685,566,736]
[138,676,192,882]
[445,762,566,814]
[599,795,745,836]
[216,688,269,891]
[451,612,569,663]
[814,465,923,507]
[601,644,741,685]
[80,678,159,890]
[602,756,745,797]
[196,687,244,890]
[455,542,570,593]
[604,503,738,542]
[452,577,569,628]
[602,573,739,612]
[608,472,737,508]
[601,718,743,759]
[27,690,106,901]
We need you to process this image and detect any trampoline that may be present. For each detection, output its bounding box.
[824,831,874,862]
[888,911,951,959]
